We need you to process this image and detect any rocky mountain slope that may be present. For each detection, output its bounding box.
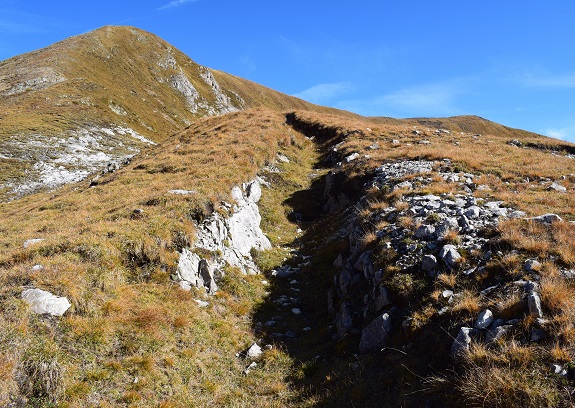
[0,26,337,201]
[2,28,575,408]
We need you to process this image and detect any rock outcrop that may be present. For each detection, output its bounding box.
[176,178,271,293]
[320,158,558,357]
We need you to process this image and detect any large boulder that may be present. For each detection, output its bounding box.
[359,313,392,353]
[22,288,71,316]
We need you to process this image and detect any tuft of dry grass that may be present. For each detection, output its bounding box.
[452,290,482,314]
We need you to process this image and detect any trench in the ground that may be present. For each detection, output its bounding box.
[249,114,382,406]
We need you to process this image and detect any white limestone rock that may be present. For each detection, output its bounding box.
[22,288,71,316]
[246,343,263,359]
[23,239,44,249]
[177,249,217,294]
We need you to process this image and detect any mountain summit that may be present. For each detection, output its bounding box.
[0,26,325,200]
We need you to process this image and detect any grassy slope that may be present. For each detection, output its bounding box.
[0,108,318,406]
[3,106,575,406]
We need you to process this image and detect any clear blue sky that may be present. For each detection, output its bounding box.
[1,0,575,141]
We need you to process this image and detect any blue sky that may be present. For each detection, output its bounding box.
[1,0,575,141]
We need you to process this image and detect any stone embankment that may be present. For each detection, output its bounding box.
[324,158,565,356]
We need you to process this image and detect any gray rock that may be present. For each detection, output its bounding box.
[276,153,290,163]
[530,328,547,342]
[414,225,435,240]
[168,189,196,195]
[435,218,459,240]
[421,254,438,271]
[474,309,493,329]
[528,292,543,318]
[551,364,568,376]
[194,179,271,275]
[333,253,345,268]
[464,206,481,219]
[393,181,413,191]
[373,286,392,312]
[336,303,354,337]
[527,213,563,224]
[442,289,454,299]
[524,259,542,272]
[439,244,461,269]
[359,313,392,353]
[194,299,209,308]
[345,152,360,162]
[22,288,71,316]
[486,325,512,344]
[548,182,567,193]
[451,327,475,358]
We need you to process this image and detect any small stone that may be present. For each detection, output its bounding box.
[414,225,435,240]
[345,152,360,162]
[421,254,438,271]
[303,326,312,332]
[246,343,263,359]
[528,213,563,224]
[451,327,475,358]
[22,288,71,316]
[438,306,449,315]
[243,361,258,375]
[276,153,290,163]
[551,364,568,376]
[474,309,494,329]
[179,281,192,291]
[530,328,547,342]
[23,238,44,249]
[486,325,512,344]
[291,308,302,315]
[285,331,297,338]
[168,189,196,195]
[439,244,461,269]
[528,292,543,318]
[194,299,209,308]
[547,182,567,193]
[524,259,542,272]
[359,313,392,353]
[442,289,454,299]
[464,206,481,219]
[31,264,44,271]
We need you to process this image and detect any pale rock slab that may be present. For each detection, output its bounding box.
[22,288,71,316]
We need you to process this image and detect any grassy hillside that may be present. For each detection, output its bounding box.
[3,26,575,407]
[2,105,575,406]
[0,26,342,201]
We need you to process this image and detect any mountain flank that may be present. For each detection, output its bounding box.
[2,27,575,407]
[0,26,342,200]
